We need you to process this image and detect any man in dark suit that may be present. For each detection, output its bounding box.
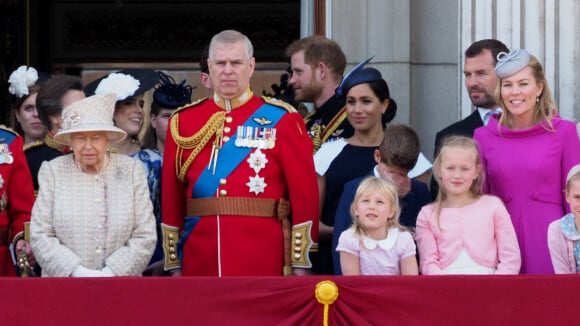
[431,39,509,198]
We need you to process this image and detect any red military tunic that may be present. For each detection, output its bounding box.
[0,127,35,276]
[162,89,319,276]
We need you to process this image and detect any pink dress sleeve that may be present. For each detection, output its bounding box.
[547,219,575,274]
[473,129,490,193]
[336,228,360,256]
[491,197,521,274]
[415,205,443,275]
[560,122,580,213]
[398,231,417,259]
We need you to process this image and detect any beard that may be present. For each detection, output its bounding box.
[469,90,496,109]
[294,80,324,103]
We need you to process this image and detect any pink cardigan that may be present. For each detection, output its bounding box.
[416,195,521,275]
[547,217,578,274]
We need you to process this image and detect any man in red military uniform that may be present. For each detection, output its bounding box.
[161,30,319,276]
[0,127,36,276]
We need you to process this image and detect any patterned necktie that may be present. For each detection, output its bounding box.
[484,109,501,125]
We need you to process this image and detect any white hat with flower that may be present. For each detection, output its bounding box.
[54,93,127,145]
[8,65,39,98]
[83,69,159,101]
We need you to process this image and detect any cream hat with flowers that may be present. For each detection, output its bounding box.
[54,93,127,145]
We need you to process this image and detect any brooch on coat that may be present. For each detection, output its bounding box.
[0,144,14,164]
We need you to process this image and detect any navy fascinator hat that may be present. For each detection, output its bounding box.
[335,56,382,98]
[153,72,194,108]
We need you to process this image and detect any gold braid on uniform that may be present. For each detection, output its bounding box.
[171,111,226,182]
[320,107,348,145]
[23,140,44,152]
[45,134,68,153]
[303,111,322,152]
[312,124,322,153]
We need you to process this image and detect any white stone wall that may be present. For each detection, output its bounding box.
[320,0,580,161]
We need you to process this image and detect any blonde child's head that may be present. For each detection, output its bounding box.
[432,136,484,202]
[350,176,401,237]
[566,165,580,193]
[566,165,580,220]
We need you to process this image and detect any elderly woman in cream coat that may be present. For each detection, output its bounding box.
[30,93,156,277]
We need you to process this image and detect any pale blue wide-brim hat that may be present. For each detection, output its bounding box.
[54,93,127,145]
[494,49,532,79]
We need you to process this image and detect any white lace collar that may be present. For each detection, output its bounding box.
[363,227,399,250]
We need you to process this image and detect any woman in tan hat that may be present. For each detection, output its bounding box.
[30,93,156,277]
[85,69,166,276]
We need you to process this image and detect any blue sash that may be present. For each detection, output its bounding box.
[191,103,285,198]
[179,103,286,258]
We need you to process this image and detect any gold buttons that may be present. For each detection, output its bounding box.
[168,234,174,240]
[223,126,231,133]
[222,136,230,142]
[219,189,227,196]
[219,178,227,185]
[170,254,176,260]
[225,116,233,123]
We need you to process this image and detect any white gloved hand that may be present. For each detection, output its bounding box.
[100,266,115,277]
[71,265,105,277]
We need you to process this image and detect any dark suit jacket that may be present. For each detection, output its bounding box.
[430,110,483,198]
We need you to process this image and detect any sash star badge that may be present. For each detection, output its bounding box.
[0,144,13,164]
[247,149,268,173]
[247,175,267,195]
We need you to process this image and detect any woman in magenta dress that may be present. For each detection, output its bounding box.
[474,49,580,274]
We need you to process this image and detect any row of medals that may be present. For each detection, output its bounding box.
[235,126,276,149]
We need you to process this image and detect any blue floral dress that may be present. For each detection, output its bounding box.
[560,214,580,272]
[131,149,163,264]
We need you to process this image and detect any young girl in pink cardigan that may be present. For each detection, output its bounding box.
[416,136,521,274]
[548,165,580,273]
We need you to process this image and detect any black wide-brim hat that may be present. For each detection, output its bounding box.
[84,68,160,101]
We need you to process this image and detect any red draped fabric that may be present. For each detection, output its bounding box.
[2,275,577,325]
